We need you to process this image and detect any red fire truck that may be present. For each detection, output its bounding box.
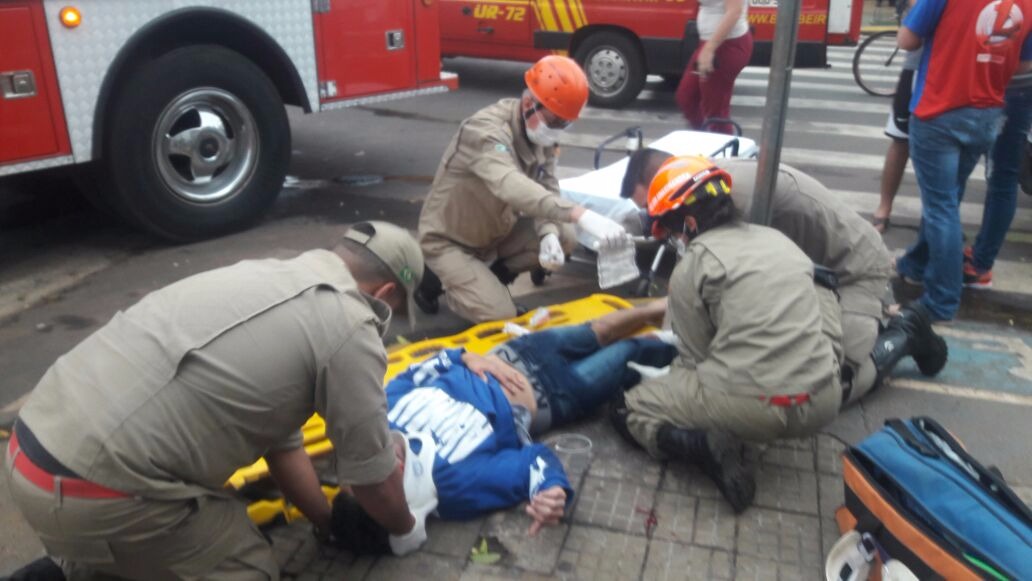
[0,0,457,240]
[440,0,862,108]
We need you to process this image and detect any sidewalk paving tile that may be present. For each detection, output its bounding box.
[481,509,569,573]
[752,463,820,516]
[460,564,558,581]
[571,475,657,535]
[424,518,486,559]
[816,434,847,476]
[555,526,648,581]
[643,539,733,580]
[736,508,823,577]
[660,461,722,499]
[692,496,738,549]
[760,439,816,472]
[364,552,466,581]
[650,490,697,544]
[735,554,822,581]
[819,474,847,561]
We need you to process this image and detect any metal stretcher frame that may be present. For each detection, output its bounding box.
[237,294,637,526]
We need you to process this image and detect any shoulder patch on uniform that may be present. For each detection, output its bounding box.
[493,143,508,153]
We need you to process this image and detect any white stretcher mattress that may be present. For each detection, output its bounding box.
[561,130,758,247]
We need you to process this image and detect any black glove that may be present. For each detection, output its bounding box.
[327,493,392,555]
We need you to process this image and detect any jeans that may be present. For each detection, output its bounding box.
[897,106,1003,320]
[505,324,676,427]
[971,87,1032,272]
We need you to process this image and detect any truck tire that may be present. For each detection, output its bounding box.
[104,45,290,241]
[574,31,647,109]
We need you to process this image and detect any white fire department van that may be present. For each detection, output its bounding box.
[0,1,457,240]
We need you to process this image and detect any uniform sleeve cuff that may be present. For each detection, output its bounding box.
[335,442,399,487]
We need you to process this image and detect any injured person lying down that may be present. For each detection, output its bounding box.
[328,301,676,554]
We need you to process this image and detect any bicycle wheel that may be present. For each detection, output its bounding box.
[853,30,903,97]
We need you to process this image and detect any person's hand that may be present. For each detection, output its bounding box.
[576,209,630,250]
[461,351,533,399]
[539,233,565,272]
[696,46,716,77]
[526,486,567,536]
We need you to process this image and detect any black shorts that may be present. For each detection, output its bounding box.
[885,69,916,141]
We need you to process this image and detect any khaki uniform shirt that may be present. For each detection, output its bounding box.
[670,223,843,398]
[419,98,575,253]
[19,250,396,500]
[721,159,892,317]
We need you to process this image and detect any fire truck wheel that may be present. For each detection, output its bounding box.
[104,45,290,241]
[574,31,646,109]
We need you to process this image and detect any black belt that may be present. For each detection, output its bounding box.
[13,420,80,478]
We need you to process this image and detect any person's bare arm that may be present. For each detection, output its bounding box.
[351,463,416,536]
[1018,61,1032,75]
[590,298,668,346]
[898,26,922,51]
[267,446,332,530]
[697,0,746,75]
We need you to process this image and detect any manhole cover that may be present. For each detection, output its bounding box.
[335,174,384,187]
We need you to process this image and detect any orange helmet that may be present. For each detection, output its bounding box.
[525,56,589,121]
[647,156,732,218]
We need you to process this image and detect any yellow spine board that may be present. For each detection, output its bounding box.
[235,294,635,523]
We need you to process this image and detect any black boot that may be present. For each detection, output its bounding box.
[657,425,756,514]
[414,266,443,315]
[873,303,948,382]
[7,557,66,581]
[609,393,640,449]
[489,260,519,286]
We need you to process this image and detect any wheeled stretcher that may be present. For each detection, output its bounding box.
[559,129,758,296]
[560,129,758,248]
[236,294,637,526]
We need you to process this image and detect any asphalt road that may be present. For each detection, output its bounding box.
[2,48,1031,571]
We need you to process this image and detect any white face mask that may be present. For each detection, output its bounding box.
[525,110,566,147]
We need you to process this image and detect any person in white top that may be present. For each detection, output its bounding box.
[675,0,753,135]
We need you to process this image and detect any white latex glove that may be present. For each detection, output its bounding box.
[577,209,630,250]
[389,519,427,556]
[538,233,565,271]
[390,431,438,556]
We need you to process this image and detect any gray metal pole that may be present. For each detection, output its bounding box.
[750,0,803,226]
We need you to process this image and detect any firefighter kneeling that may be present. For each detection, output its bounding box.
[610,156,847,513]
[415,55,631,322]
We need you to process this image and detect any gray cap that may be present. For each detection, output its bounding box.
[343,221,424,328]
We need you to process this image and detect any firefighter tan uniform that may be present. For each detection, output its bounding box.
[7,250,398,580]
[419,98,577,322]
[624,223,844,456]
[720,159,892,405]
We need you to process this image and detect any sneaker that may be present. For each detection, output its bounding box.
[963,261,993,289]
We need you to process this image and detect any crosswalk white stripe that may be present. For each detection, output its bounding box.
[781,148,987,181]
[595,93,892,115]
[739,66,899,84]
[724,78,879,96]
[736,118,887,139]
[557,139,986,184]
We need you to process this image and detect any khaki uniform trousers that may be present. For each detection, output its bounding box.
[6,447,278,581]
[625,364,842,459]
[839,278,888,407]
[423,218,576,322]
